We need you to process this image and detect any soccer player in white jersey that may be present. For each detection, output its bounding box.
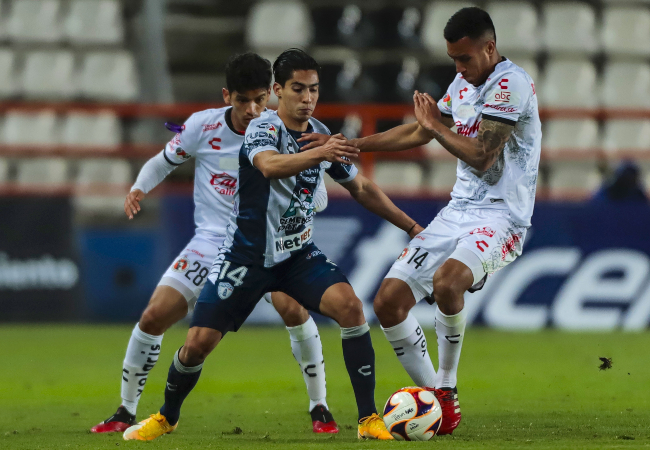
[302,7,541,436]
[91,53,339,435]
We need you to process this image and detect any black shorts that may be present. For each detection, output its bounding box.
[191,244,349,334]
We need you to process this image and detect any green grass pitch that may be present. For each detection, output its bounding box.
[0,325,648,449]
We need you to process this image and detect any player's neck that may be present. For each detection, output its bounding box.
[228,109,247,134]
[277,106,309,132]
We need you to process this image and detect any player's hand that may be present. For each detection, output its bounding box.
[297,132,333,150]
[316,134,359,164]
[124,189,145,220]
[408,223,425,239]
[414,91,442,132]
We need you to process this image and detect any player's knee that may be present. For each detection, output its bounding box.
[181,338,213,365]
[139,306,168,336]
[373,285,410,327]
[432,271,465,314]
[278,300,309,328]
[334,296,365,327]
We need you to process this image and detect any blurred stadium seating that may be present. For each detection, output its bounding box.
[0,0,649,204]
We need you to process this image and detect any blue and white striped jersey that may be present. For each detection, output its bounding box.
[218,110,357,268]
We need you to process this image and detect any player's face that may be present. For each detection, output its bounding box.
[222,87,271,131]
[446,36,496,87]
[274,70,320,123]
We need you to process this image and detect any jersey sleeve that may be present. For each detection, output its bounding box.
[437,89,453,118]
[482,72,533,126]
[243,121,280,166]
[313,176,328,212]
[163,113,201,166]
[325,160,358,184]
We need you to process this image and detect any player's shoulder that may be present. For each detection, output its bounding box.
[486,59,534,92]
[184,107,230,134]
[244,110,281,149]
[247,110,282,135]
[308,116,331,135]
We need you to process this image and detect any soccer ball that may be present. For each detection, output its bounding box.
[383,387,443,441]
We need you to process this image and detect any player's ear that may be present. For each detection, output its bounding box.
[273,82,283,100]
[485,39,495,56]
[222,88,231,105]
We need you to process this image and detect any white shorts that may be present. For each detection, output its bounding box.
[386,206,527,302]
[159,235,223,309]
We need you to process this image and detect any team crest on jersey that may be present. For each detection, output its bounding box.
[397,247,410,261]
[282,187,314,219]
[172,255,190,272]
[217,282,234,299]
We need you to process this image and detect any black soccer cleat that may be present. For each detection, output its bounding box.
[310,404,339,433]
[91,405,137,433]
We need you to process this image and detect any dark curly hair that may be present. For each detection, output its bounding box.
[225,52,272,93]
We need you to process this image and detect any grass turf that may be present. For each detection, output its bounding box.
[0,325,648,449]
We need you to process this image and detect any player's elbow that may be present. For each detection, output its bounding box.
[257,163,278,179]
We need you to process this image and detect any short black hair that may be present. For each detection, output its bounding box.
[444,7,496,43]
[273,48,320,87]
[225,52,272,94]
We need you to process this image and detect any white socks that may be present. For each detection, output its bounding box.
[434,307,467,388]
[382,312,437,388]
[286,316,328,411]
[121,323,163,415]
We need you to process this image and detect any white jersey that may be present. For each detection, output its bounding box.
[163,107,243,240]
[437,58,542,227]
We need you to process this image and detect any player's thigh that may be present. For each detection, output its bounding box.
[318,282,365,328]
[453,214,527,285]
[278,246,355,322]
[159,236,219,310]
[139,285,188,335]
[384,212,459,304]
[191,259,274,335]
[270,292,310,327]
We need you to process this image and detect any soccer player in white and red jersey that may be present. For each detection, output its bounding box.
[91,53,339,435]
[302,7,541,437]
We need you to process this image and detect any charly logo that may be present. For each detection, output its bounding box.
[217,282,234,299]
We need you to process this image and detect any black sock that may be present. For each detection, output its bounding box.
[159,348,202,426]
[341,325,377,421]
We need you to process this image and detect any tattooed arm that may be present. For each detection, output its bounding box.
[414,92,514,172]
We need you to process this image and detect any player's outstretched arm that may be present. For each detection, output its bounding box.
[341,174,424,238]
[415,92,513,172]
[253,135,359,179]
[125,151,178,219]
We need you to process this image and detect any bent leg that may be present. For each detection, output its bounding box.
[122,286,189,415]
[160,326,223,425]
[272,292,328,412]
[319,283,377,421]
[432,258,474,388]
[374,278,437,388]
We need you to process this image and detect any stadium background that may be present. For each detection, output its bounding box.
[1,1,650,448]
[2,0,649,330]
